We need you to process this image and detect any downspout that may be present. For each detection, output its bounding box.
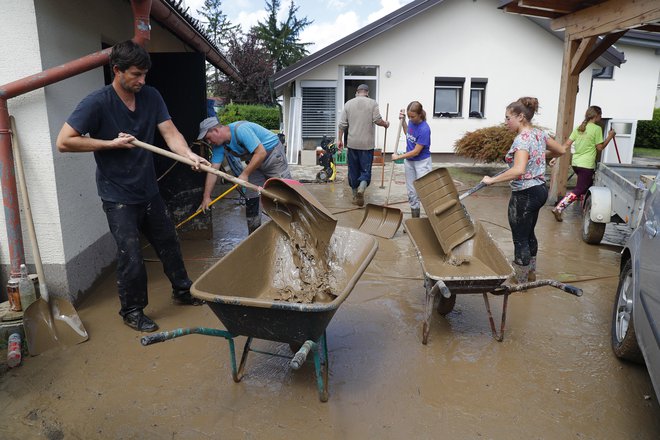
[588,67,607,107]
[0,0,152,278]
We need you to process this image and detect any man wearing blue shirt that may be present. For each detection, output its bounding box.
[197,118,291,234]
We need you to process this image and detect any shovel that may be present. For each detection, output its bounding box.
[358,119,404,239]
[458,169,507,201]
[131,139,338,247]
[10,116,89,355]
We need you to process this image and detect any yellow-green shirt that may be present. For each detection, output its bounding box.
[570,122,603,169]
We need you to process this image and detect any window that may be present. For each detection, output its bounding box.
[301,83,336,138]
[342,65,378,102]
[434,77,464,117]
[469,78,487,118]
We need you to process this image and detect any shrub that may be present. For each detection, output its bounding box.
[218,103,280,130]
[454,124,517,163]
[634,108,660,150]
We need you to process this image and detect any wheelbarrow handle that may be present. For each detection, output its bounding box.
[493,279,583,297]
[140,327,233,346]
[290,340,316,370]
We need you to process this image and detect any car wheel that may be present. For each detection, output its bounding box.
[611,260,643,363]
[582,197,605,244]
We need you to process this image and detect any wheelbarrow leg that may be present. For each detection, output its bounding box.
[235,337,253,382]
[482,292,510,342]
[423,279,451,345]
[313,333,329,402]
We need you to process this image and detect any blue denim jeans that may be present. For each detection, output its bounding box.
[347,148,375,189]
[103,195,191,316]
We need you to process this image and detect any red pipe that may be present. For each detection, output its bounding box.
[0,0,151,278]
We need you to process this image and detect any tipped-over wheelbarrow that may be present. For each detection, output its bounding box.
[141,222,378,402]
[404,218,582,344]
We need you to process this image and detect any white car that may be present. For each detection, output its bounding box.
[611,171,660,400]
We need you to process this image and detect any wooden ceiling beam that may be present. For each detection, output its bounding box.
[518,0,576,14]
[503,4,561,19]
[580,31,626,69]
[551,0,660,39]
[570,36,598,75]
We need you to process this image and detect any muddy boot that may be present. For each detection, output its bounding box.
[528,256,537,282]
[356,180,367,207]
[512,262,530,284]
[247,216,261,235]
[411,208,420,218]
[351,188,358,205]
[172,288,204,306]
[552,193,577,222]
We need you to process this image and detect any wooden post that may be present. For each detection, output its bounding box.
[548,37,579,204]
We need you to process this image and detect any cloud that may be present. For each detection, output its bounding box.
[367,0,405,22]
[300,11,361,53]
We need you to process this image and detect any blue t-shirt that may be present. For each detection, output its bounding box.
[66,85,170,203]
[211,121,279,164]
[405,120,431,161]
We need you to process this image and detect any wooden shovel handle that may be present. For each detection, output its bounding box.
[130,139,280,201]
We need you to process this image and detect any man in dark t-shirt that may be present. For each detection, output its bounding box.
[57,40,210,332]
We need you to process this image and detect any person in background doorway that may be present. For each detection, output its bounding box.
[551,105,615,222]
[197,118,292,234]
[337,84,390,206]
[480,97,566,284]
[57,40,209,332]
[392,101,433,218]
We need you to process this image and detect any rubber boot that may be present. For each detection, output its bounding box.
[511,262,530,284]
[356,180,367,207]
[552,193,577,222]
[411,208,420,218]
[528,256,537,282]
[351,188,358,205]
[247,216,261,235]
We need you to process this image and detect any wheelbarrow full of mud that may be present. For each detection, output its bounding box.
[405,167,582,344]
[141,221,378,402]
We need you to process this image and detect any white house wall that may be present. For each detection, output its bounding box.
[1,0,198,298]
[290,0,658,155]
[590,44,659,121]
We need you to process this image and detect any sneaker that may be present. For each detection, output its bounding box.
[123,310,158,332]
[551,208,563,222]
[172,290,205,306]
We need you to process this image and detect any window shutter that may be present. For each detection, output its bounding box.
[302,87,336,138]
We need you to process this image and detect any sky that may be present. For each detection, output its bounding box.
[182,0,414,54]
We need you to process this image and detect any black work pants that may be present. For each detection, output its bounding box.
[508,184,548,266]
[103,195,191,316]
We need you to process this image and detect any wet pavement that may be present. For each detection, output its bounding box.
[1,162,659,439]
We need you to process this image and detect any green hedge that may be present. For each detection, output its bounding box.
[218,103,280,130]
[634,108,660,150]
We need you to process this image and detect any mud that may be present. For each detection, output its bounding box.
[1,163,659,439]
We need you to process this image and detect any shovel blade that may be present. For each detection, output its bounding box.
[23,297,89,356]
[358,203,403,238]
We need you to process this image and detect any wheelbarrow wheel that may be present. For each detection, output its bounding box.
[436,294,456,315]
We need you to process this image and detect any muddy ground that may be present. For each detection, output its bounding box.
[1,163,658,439]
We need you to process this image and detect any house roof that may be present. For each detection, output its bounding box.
[151,0,241,82]
[271,0,628,93]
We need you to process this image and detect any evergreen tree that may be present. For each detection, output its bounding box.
[253,0,313,72]
[196,0,241,95]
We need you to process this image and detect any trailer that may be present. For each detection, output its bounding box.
[582,162,660,244]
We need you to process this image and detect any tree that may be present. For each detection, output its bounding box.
[196,0,241,95]
[217,31,276,105]
[253,0,313,72]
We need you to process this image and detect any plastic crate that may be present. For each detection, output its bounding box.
[334,150,347,165]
